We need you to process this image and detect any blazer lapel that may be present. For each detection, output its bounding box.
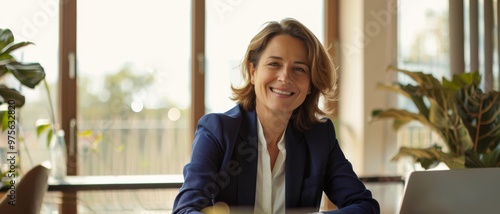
[235,108,259,206]
[233,108,307,207]
[285,121,306,207]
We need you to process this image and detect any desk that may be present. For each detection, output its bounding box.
[47,174,184,191]
[1,174,402,214]
[358,175,404,184]
[1,174,183,214]
[49,174,183,214]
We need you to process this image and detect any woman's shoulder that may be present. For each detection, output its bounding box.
[198,105,247,128]
[303,117,337,143]
[307,117,335,133]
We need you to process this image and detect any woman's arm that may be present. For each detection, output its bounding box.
[322,120,380,214]
[173,114,226,214]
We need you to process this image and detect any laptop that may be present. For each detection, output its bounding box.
[399,167,500,214]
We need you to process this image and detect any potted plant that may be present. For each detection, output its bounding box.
[1,28,102,181]
[0,27,74,180]
[0,28,45,110]
[371,66,500,169]
[0,28,47,183]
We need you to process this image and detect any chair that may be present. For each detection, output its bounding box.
[0,161,51,214]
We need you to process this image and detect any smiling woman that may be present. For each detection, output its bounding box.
[173,18,379,214]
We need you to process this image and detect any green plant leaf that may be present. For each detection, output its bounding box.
[456,121,474,153]
[391,145,465,169]
[387,66,442,88]
[394,83,432,119]
[46,129,53,148]
[0,58,14,66]
[1,41,34,56]
[442,71,481,91]
[6,62,45,88]
[0,29,14,51]
[375,66,500,168]
[0,85,25,107]
[0,111,7,132]
[465,149,486,168]
[386,66,454,120]
[428,101,452,128]
[456,84,500,154]
[0,63,8,76]
[36,122,51,137]
[376,84,412,98]
[480,148,500,167]
[2,41,35,54]
[371,108,431,130]
[78,129,94,137]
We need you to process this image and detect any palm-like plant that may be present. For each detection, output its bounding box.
[371,66,500,169]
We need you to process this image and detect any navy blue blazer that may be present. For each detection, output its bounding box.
[173,105,379,214]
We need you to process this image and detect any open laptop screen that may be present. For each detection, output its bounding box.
[399,168,500,214]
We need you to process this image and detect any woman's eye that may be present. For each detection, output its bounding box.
[269,62,279,66]
[294,67,306,72]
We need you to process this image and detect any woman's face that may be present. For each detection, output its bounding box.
[250,34,311,116]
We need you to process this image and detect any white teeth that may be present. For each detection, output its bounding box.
[271,88,293,95]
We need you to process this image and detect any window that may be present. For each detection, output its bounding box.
[396,0,449,172]
[398,0,449,76]
[76,0,191,212]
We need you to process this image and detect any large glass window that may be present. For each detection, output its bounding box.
[397,0,449,173]
[398,0,449,77]
[76,0,191,212]
[205,0,324,113]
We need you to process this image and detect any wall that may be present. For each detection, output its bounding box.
[337,0,401,212]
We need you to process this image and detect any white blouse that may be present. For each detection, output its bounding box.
[254,118,287,214]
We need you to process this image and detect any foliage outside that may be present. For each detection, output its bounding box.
[371,66,500,169]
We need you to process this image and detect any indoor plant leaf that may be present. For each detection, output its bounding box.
[46,129,53,148]
[0,28,14,51]
[428,100,452,128]
[442,71,481,91]
[427,95,474,157]
[1,41,34,56]
[387,65,442,89]
[479,148,500,167]
[0,63,8,76]
[36,122,51,138]
[401,85,430,119]
[465,149,487,168]
[375,66,499,168]
[0,85,25,107]
[371,108,432,130]
[6,62,45,88]
[0,111,7,131]
[456,84,500,154]
[0,57,13,66]
[382,83,431,119]
[391,145,464,169]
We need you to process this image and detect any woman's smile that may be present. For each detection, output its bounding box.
[270,87,295,96]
